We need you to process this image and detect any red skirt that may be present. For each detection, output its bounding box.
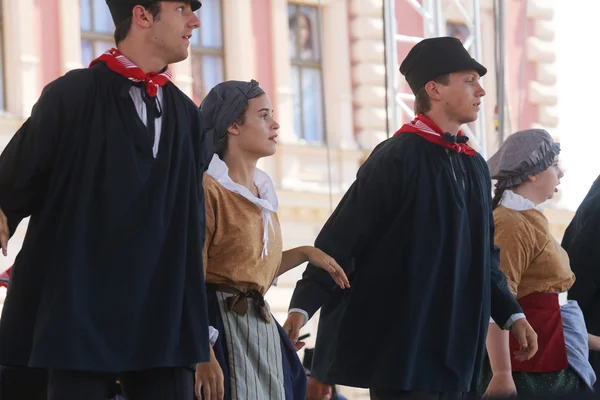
[509,292,568,373]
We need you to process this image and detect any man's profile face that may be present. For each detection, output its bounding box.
[149,1,200,64]
[438,70,486,125]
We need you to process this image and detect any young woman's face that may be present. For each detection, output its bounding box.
[231,94,280,158]
[531,158,564,201]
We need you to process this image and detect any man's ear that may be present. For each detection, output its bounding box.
[132,5,153,28]
[424,80,443,101]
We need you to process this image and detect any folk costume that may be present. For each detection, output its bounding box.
[0,1,211,398]
[288,37,523,398]
[479,129,595,395]
[199,80,307,400]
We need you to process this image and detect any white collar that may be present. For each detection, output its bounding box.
[207,154,278,258]
[500,190,543,212]
[207,154,278,212]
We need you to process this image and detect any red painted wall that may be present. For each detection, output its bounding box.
[34,0,62,92]
[395,0,425,115]
[252,0,274,101]
[505,1,538,130]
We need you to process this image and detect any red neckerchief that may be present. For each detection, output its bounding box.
[0,266,11,289]
[394,114,476,156]
[89,48,172,97]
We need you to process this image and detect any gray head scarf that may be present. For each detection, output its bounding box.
[487,128,560,190]
[199,80,265,149]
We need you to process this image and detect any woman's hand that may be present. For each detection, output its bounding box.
[302,246,350,289]
[589,333,600,351]
[483,372,517,398]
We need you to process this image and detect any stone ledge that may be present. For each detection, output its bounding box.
[349,0,383,17]
[527,0,555,20]
[350,16,384,38]
[534,19,555,41]
[351,40,385,63]
[528,81,558,106]
[537,62,557,85]
[352,63,386,85]
[353,85,386,107]
[527,37,556,63]
[354,106,388,131]
[538,105,559,128]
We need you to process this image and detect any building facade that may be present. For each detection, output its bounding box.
[0,0,561,397]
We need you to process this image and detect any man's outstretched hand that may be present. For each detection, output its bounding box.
[510,318,538,362]
[283,312,306,351]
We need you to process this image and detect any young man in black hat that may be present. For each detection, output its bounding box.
[283,37,539,399]
[0,1,215,399]
[562,175,600,391]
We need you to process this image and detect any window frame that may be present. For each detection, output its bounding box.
[79,0,115,67]
[0,4,6,111]
[288,2,327,145]
[190,0,226,104]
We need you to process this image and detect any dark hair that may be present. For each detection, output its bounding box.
[114,2,162,45]
[492,187,506,210]
[215,104,249,159]
[414,74,450,115]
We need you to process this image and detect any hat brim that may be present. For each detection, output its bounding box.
[190,0,201,11]
[448,57,487,79]
[486,151,501,179]
[469,59,487,78]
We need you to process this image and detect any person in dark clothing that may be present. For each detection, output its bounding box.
[283,37,539,400]
[303,348,349,400]
[0,1,212,399]
[563,176,600,391]
[0,267,128,400]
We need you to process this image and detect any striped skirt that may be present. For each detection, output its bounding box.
[207,291,307,400]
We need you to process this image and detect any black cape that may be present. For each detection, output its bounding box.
[289,134,522,392]
[563,178,600,334]
[0,63,213,372]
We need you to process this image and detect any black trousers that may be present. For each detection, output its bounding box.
[0,365,193,400]
[370,389,468,400]
[47,368,194,400]
[0,365,47,400]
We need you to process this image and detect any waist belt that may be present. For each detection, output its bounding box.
[206,283,271,323]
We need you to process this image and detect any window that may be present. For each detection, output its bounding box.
[288,4,325,144]
[80,0,115,67]
[0,4,6,111]
[191,0,225,105]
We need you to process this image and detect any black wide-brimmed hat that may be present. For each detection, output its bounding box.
[399,36,487,95]
[106,0,202,26]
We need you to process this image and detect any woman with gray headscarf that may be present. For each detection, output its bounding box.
[193,80,350,400]
[479,129,596,397]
